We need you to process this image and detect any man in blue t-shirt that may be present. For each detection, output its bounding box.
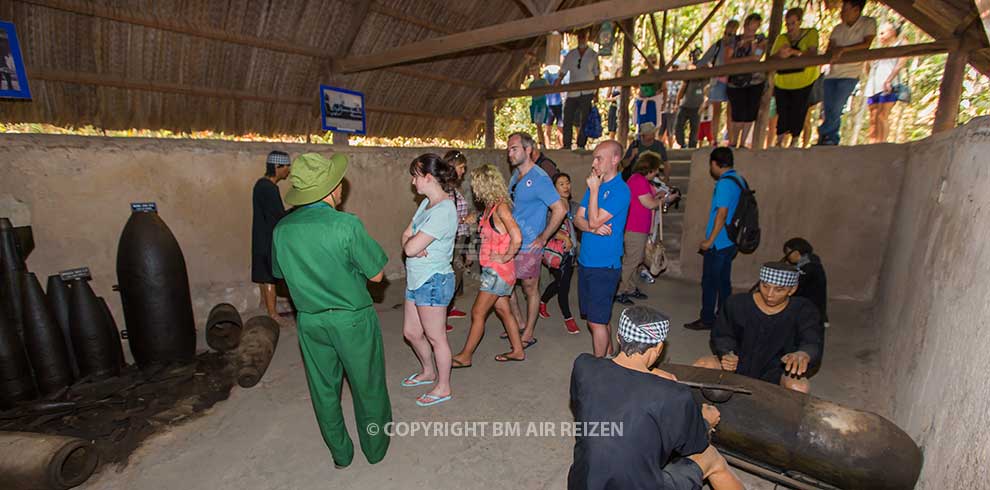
[574,140,631,357]
[685,147,743,331]
[507,132,568,346]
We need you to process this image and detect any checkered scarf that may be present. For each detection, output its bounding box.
[266,151,291,166]
[618,306,670,344]
[759,262,800,287]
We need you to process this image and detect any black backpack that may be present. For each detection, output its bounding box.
[723,175,760,254]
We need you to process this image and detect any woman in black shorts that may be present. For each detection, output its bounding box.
[724,13,768,148]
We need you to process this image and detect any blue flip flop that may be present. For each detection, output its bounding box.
[523,338,538,350]
[401,373,434,388]
[416,393,452,407]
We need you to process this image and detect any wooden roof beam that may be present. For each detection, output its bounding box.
[28,70,482,122]
[17,0,328,59]
[490,40,952,98]
[336,0,712,74]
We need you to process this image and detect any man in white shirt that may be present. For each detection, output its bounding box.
[555,30,600,150]
[818,0,876,145]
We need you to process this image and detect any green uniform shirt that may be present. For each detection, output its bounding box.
[272,202,387,313]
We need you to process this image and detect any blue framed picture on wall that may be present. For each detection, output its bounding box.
[320,85,366,135]
[0,21,31,100]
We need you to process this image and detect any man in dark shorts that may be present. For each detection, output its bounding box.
[694,262,824,392]
[573,140,630,357]
[569,306,744,490]
[507,132,568,347]
[252,150,290,319]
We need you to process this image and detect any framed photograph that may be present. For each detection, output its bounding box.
[320,85,366,135]
[0,21,31,100]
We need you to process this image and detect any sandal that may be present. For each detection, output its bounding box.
[415,393,452,407]
[522,338,538,350]
[495,352,525,362]
[499,329,526,340]
[401,373,434,388]
[451,359,472,369]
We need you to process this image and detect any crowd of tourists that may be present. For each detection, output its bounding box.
[530,0,904,151]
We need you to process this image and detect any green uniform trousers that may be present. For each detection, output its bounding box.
[297,306,391,466]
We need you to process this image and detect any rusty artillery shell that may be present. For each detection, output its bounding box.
[236,316,279,388]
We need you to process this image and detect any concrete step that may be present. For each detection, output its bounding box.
[666,148,701,161]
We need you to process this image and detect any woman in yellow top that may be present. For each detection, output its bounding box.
[770,7,820,148]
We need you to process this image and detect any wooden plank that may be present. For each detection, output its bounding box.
[544,0,567,15]
[485,99,496,149]
[751,0,785,149]
[665,0,725,70]
[933,39,968,133]
[337,0,711,73]
[656,12,667,69]
[512,0,540,16]
[27,70,483,122]
[615,19,657,72]
[491,40,953,98]
[617,19,634,146]
[16,0,329,59]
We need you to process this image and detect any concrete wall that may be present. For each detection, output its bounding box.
[0,134,598,326]
[678,144,907,301]
[872,118,990,489]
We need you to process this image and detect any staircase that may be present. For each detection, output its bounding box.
[661,148,696,277]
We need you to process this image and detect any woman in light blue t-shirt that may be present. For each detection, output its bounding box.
[400,154,460,407]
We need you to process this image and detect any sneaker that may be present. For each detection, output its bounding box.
[447,308,467,319]
[630,289,648,300]
[683,319,712,331]
[446,324,454,332]
[615,294,634,305]
[538,302,550,319]
[564,317,580,335]
[639,269,656,284]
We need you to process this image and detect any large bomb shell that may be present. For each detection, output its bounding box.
[0,431,99,490]
[69,279,120,380]
[115,204,196,368]
[205,303,243,352]
[45,275,79,379]
[0,218,28,341]
[236,316,280,388]
[20,272,73,394]
[97,297,125,368]
[660,364,922,490]
[0,313,36,409]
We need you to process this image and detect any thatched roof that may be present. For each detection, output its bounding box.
[0,0,986,140]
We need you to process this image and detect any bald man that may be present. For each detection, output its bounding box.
[573,140,631,357]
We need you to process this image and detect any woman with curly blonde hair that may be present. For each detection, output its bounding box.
[451,165,526,367]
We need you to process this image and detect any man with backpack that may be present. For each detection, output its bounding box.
[685,147,756,331]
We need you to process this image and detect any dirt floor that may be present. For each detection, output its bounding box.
[79,275,880,490]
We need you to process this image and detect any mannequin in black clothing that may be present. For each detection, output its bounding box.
[783,237,829,327]
[252,151,290,319]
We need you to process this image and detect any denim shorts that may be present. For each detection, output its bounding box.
[479,267,513,297]
[406,272,456,307]
[709,80,729,102]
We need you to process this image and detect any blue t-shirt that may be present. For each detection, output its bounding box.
[577,175,631,269]
[545,72,562,106]
[510,165,561,249]
[706,170,743,251]
[406,198,457,290]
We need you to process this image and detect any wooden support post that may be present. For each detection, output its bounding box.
[649,13,664,69]
[615,20,656,72]
[332,132,350,146]
[752,0,785,149]
[659,12,668,67]
[485,99,496,149]
[933,39,968,134]
[618,19,634,147]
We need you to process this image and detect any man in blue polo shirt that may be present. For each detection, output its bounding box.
[507,132,568,346]
[685,147,743,331]
[574,140,631,357]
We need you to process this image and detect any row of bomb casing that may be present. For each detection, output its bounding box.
[205,303,280,388]
[0,203,198,410]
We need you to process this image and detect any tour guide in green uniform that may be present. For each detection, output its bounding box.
[272,152,391,468]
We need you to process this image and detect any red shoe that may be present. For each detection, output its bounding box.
[447,308,467,319]
[446,324,454,332]
[564,318,580,335]
[538,302,550,319]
